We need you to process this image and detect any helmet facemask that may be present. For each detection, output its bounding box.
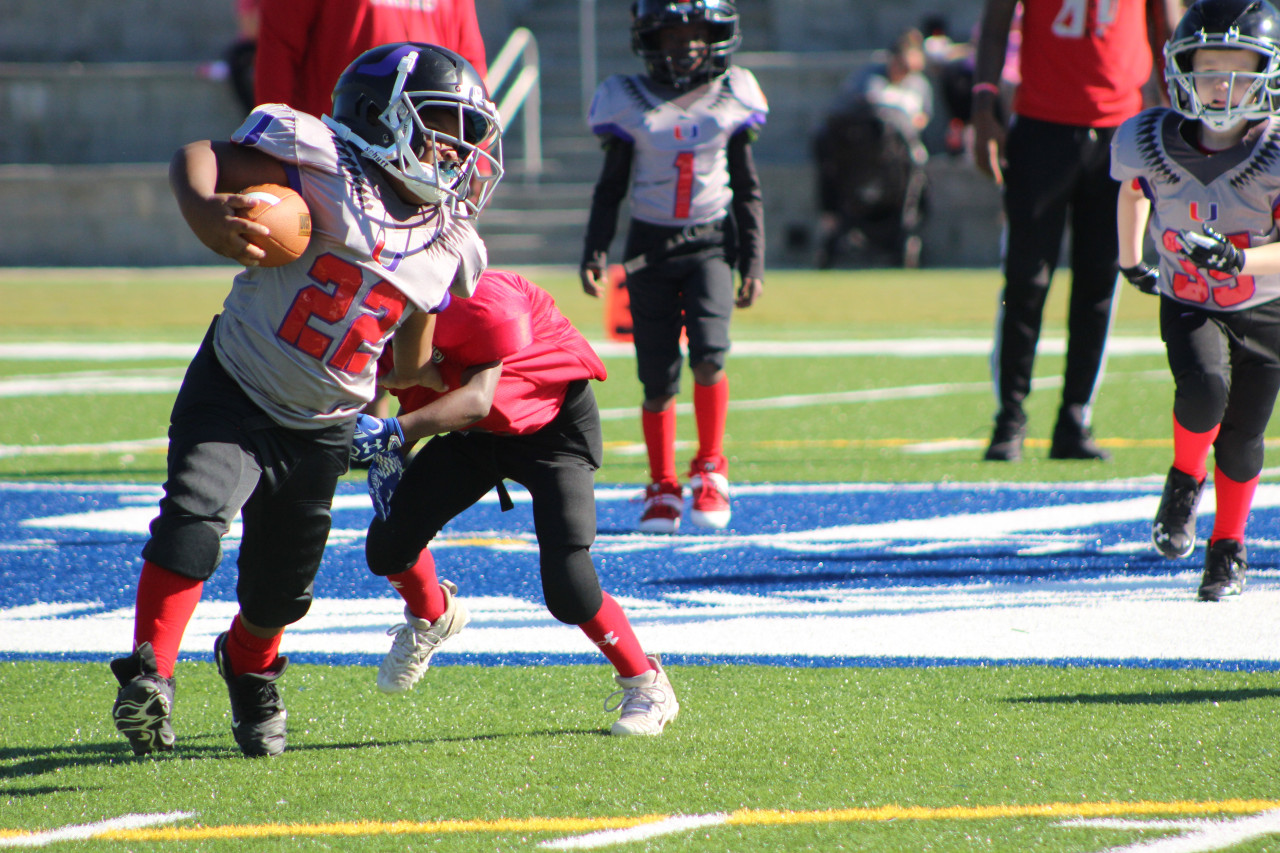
[1166,33,1280,132]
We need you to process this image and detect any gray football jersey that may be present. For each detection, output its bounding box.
[1111,107,1280,312]
[213,105,487,430]
[588,67,767,227]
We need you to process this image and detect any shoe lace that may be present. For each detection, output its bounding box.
[385,622,441,666]
[604,683,668,717]
[1206,547,1246,582]
[1163,481,1202,527]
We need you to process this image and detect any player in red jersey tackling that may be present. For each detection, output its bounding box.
[352,269,680,736]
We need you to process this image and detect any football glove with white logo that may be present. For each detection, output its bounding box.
[351,414,404,463]
[1119,262,1159,295]
[1176,225,1245,276]
[367,452,403,522]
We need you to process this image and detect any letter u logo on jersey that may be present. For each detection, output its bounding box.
[673,123,700,141]
[372,237,404,272]
[1190,202,1219,223]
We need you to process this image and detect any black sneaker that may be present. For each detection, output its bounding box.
[1199,539,1247,602]
[110,642,176,756]
[984,415,1026,462]
[1152,467,1206,559]
[1048,407,1111,460]
[214,631,288,757]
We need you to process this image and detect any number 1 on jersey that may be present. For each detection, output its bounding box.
[672,151,695,219]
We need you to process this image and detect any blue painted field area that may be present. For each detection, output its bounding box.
[4,479,1280,669]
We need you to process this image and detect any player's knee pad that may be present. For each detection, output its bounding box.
[140,516,224,581]
[540,547,603,625]
[238,585,313,629]
[1173,374,1228,433]
[1214,428,1266,484]
[365,517,428,577]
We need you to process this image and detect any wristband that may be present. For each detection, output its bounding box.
[971,82,1000,96]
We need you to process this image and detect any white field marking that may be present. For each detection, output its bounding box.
[1067,809,1280,852]
[0,368,185,398]
[0,438,168,459]
[0,812,194,848]
[0,343,196,361]
[539,814,730,850]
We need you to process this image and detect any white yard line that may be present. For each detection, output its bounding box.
[0,812,194,848]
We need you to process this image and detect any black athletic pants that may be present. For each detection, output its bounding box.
[993,116,1121,422]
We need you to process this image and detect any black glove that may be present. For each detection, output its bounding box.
[1119,262,1159,295]
[1176,225,1245,276]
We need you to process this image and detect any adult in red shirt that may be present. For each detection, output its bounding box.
[350,269,681,737]
[971,0,1179,462]
[254,0,488,120]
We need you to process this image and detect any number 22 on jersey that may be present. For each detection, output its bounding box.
[277,253,408,374]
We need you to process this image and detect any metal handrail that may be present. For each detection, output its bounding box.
[485,27,542,179]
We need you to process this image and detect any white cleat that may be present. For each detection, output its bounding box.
[606,654,680,736]
[377,580,470,694]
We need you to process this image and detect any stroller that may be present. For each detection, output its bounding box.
[813,103,928,268]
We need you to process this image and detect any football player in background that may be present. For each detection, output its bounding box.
[1112,0,1280,601]
[108,42,503,757]
[579,0,767,535]
[351,269,680,736]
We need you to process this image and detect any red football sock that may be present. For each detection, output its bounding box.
[578,592,652,678]
[387,548,446,622]
[1210,466,1258,545]
[692,377,729,471]
[1172,415,1219,482]
[224,614,283,677]
[133,560,203,678]
[642,406,678,486]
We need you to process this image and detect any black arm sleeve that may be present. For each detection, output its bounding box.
[727,130,765,280]
[580,136,634,267]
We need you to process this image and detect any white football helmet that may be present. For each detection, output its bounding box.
[1165,0,1280,132]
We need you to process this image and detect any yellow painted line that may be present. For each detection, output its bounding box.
[720,799,1280,826]
[39,799,1280,844]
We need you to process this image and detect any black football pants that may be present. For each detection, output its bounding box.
[1161,295,1280,483]
[365,380,606,625]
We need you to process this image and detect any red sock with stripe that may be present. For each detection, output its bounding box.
[386,548,446,622]
[1172,415,1218,482]
[642,406,679,486]
[223,614,283,677]
[692,377,729,472]
[1210,466,1258,545]
[132,560,203,678]
[578,592,652,678]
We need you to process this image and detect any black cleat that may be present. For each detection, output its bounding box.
[1048,404,1111,460]
[1199,539,1247,602]
[214,632,288,757]
[1152,467,1206,559]
[984,415,1026,462]
[110,642,176,756]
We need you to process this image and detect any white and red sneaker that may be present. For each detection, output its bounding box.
[689,461,731,529]
[639,482,683,534]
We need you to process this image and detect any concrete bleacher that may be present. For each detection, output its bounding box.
[0,0,1003,269]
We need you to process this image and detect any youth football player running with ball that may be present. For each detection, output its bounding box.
[351,269,679,736]
[579,0,767,534]
[108,42,504,757]
[1112,0,1280,601]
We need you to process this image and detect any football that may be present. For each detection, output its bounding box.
[239,184,312,267]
